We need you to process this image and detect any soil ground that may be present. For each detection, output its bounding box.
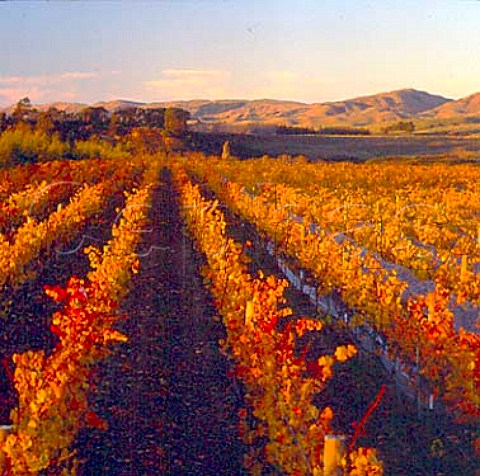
[190,132,480,162]
[75,169,246,475]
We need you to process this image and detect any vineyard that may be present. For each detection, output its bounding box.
[0,151,478,475]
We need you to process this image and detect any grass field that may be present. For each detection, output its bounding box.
[191,132,480,162]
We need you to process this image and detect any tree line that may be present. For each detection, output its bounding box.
[276,125,371,136]
[381,121,415,134]
[0,97,191,141]
[0,97,192,167]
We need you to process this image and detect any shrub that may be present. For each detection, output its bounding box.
[0,124,69,167]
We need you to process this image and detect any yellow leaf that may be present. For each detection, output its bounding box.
[102,329,128,344]
[37,389,47,404]
[27,419,37,429]
[334,344,357,362]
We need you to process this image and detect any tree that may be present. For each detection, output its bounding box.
[143,107,166,128]
[108,112,121,137]
[79,106,109,134]
[125,127,166,154]
[383,120,415,134]
[12,97,36,125]
[0,112,8,132]
[112,107,143,134]
[37,108,58,134]
[164,108,190,137]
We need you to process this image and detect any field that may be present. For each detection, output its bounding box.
[2,1,480,474]
[191,132,480,162]
[0,150,478,475]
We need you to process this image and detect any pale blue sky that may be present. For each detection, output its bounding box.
[0,1,479,106]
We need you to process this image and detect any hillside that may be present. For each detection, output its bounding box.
[150,89,451,128]
[295,89,450,127]
[91,100,145,112]
[421,92,480,119]
[154,99,306,124]
[7,88,480,131]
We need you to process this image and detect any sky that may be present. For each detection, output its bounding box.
[0,0,479,107]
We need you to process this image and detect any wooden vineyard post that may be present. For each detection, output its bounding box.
[221,141,231,160]
[324,434,346,475]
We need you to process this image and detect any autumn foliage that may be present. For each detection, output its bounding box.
[0,158,157,473]
[173,165,382,475]
[183,154,479,423]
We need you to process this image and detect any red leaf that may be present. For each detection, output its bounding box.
[50,324,64,338]
[44,285,68,303]
[85,410,108,430]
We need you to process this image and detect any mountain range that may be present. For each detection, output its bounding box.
[3,88,480,130]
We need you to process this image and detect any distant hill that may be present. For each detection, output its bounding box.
[420,92,480,119]
[153,99,305,123]
[295,89,450,127]
[91,100,145,112]
[149,89,451,128]
[6,88,480,131]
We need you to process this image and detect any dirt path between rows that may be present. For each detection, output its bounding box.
[76,168,246,475]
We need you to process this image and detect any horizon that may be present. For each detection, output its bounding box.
[1,1,480,107]
[1,86,470,110]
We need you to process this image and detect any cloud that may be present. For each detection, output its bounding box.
[60,72,99,80]
[0,76,29,85]
[161,69,227,79]
[0,71,108,106]
[143,69,333,101]
[0,86,43,105]
[143,69,231,99]
[246,70,337,102]
[0,85,77,106]
[0,72,98,86]
[264,70,298,82]
[0,75,49,86]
